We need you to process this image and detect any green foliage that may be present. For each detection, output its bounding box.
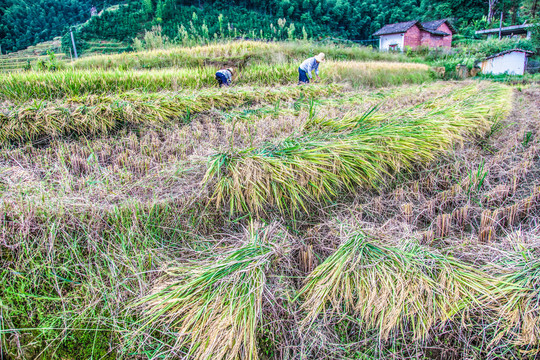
[419,38,537,78]
[531,23,540,50]
[0,0,125,53]
[36,50,60,71]
[3,0,538,56]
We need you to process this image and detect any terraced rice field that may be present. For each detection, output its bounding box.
[1,41,539,360]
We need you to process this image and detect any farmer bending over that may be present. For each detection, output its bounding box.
[298,53,325,85]
[216,67,234,87]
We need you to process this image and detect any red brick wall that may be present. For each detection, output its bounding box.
[423,34,446,47]
[402,23,453,49]
[420,32,432,47]
[437,23,453,48]
[403,24,422,48]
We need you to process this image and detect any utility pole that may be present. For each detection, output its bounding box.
[498,11,503,39]
[498,0,504,40]
[70,28,78,59]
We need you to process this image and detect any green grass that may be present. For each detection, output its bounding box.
[0,202,196,359]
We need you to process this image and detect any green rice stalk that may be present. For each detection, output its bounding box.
[0,61,429,102]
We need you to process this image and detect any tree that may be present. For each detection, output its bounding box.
[486,0,499,24]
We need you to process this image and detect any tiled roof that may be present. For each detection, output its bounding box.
[373,19,455,36]
[484,48,535,61]
[373,20,419,36]
[422,20,457,34]
[423,29,450,36]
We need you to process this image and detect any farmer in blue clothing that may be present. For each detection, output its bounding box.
[216,67,234,87]
[298,53,325,85]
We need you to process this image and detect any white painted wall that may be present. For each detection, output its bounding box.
[379,33,404,51]
[481,51,527,75]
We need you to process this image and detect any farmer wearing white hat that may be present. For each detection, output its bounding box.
[298,53,325,85]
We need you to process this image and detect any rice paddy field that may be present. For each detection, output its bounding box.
[1,41,539,360]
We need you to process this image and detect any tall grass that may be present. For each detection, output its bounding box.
[0,203,195,359]
[72,41,410,70]
[203,83,512,214]
[130,224,290,360]
[0,85,338,144]
[296,232,507,340]
[0,61,430,101]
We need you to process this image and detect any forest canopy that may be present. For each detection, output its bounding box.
[0,0,538,54]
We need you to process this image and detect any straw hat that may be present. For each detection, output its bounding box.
[315,53,325,62]
[227,67,234,74]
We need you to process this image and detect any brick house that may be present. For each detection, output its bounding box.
[373,20,456,51]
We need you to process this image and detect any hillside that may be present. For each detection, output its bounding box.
[64,0,480,55]
[2,0,538,56]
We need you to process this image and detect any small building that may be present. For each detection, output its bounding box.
[481,49,534,76]
[475,24,534,40]
[373,19,456,51]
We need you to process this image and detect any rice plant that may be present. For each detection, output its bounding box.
[0,85,338,144]
[0,61,430,102]
[296,232,504,340]
[203,83,512,214]
[71,41,409,70]
[130,224,290,360]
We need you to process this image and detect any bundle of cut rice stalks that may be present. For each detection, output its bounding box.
[0,85,337,144]
[130,224,291,360]
[496,255,540,349]
[203,83,512,215]
[296,232,509,340]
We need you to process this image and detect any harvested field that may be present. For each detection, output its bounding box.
[1,41,539,360]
